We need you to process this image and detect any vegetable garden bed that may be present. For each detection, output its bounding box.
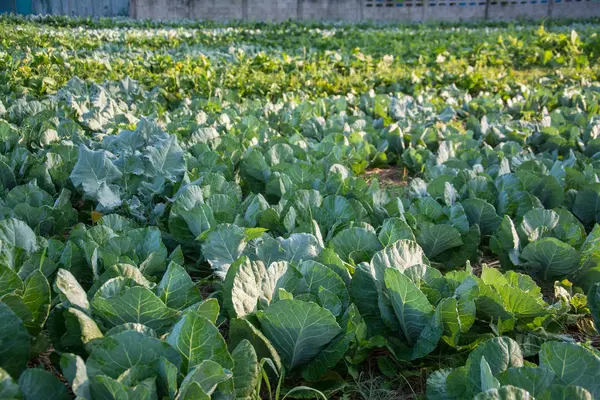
[1,14,600,400]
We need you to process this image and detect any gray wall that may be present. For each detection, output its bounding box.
[8,0,600,21]
[30,0,128,16]
[131,0,600,22]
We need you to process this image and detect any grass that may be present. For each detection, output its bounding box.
[340,368,427,400]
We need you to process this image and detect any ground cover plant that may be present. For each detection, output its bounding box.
[1,13,600,399]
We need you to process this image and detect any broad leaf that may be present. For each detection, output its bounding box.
[92,285,178,335]
[0,368,20,399]
[329,227,382,264]
[589,283,600,332]
[371,239,429,286]
[379,218,415,245]
[539,342,600,398]
[54,268,90,312]
[473,385,533,400]
[0,302,30,378]
[302,304,362,381]
[18,368,71,400]
[157,262,203,310]
[178,360,233,400]
[275,233,323,265]
[440,297,476,347]
[539,385,593,400]
[520,238,579,281]
[496,366,555,397]
[232,340,260,400]
[0,217,38,255]
[0,262,23,297]
[520,209,559,242]
[223,257,267,318]
[480,357,501,392]
[462,198,502,236]
[574,224,600,291]
[166,311,233,375]
[201,224,246,279]
[156,357,178,400]
[144,135,185,182]
[299,260,348,308]
[466,337,524,396]
[257,299,341,370]
[60,353,91,400]
[227,318,282,372]
[86,330,181,379]
[70,145,122,206]
[22,270,51,332]
[572,184,600,226]
[384,268,433,346]
[417,224,463,259]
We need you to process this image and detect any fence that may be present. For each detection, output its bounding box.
[1,0,599,21]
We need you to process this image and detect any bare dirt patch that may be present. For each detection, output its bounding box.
[364,166,409,189]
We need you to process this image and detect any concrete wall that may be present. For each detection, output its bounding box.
[191,0,243,21]
[246,0,296,21]
[487,1,549,20]
[299,0,363,21]
[29,0,128,16]
[130,0,600,22]
[552,0,597,19]
[5,0,600,20]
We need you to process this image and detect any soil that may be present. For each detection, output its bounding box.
[363,166,408,189]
